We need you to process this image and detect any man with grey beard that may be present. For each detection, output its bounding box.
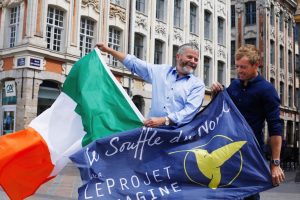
[97,43,205,128]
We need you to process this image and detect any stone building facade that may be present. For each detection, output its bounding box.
[231,0,299,147]
[0,0,231,135]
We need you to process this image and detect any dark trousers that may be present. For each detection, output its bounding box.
[244,193,260,200]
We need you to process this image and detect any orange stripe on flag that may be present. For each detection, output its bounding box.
[0,128,54,200]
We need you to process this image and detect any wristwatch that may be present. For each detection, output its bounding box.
[271,159,280,166]
[164,117,170,126]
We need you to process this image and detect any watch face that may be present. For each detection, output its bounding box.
[272,159,280,166]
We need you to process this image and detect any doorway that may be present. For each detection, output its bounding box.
[1,105,16,135]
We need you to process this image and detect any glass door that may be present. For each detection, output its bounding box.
[1,105,16,135]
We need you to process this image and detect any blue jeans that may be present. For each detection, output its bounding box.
[244,193,260,200]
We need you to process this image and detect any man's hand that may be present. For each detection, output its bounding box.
[271,165,285,186]
[96,42,126,62]
[211,82,224,93]
[96,43,111,53]
[144,117,166,127]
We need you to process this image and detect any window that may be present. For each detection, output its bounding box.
[218,17,225,45]
[9,6,20,47]
[270,4,274,26]
[280,82,284,105]
[190,3,197,33]
[270,78,275,86]
[245,38,256,46]
[134,33,144,59]
[287,121,293,145]
[288,85,293,107]
[108,27,121,67]
[111,0,125,7]
[46,7,64,51]
[288,51,292,73]
[279,11,284,32]
[156,0,165,21]
[288,20,293,37]
[270,40,275,65]
[203,56,211,86]
[296,54,300,72]
[154,40,163,64]
[295,24,300,42]
[231,41,236,69]
[174,0,182,28]
[172,45,179,67]
[204,10,212,40]
[136,0,145,13]
[217,61,225,85]
[245,1,256,25]
[80,18,95,57]
[231,5,235,28]
[280,46,284,68]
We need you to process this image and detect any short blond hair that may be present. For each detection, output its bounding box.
[235,44,260,65]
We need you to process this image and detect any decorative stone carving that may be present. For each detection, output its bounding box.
[280,69,285,80]
[43,59,47,69]
[2,0,23,7]
[274,3,281,16]
[270,66,275,77]
[270,27,275,39]
[257,0,270,11]
[235,2,244,14]
[189,39,199,48]
[135,14,147,31]
[0,59,3,71]
[62,63,66,75]
[109,4,126,23]
[82,0,100,13]
[217,45,226,60]
[155,22,166,37]
[284,12,290,22]
[204,0,213,10]
[217,4,226,17]
[173,28,183,43]
[244,30,257,38]
[204,40,213,55]
[279,32,284,44]
[288,39,293,50]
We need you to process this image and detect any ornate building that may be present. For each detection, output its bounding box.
[231,0,299,147]
[0,0,231,135]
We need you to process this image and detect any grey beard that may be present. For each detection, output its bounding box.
[182,66,194,75]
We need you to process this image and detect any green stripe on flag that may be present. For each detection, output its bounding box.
[63,49,143,146]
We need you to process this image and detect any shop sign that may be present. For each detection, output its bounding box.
[5,81,16,97]
[17,58,25,67]
[30,58,41,68]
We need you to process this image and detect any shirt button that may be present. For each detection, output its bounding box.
[164,106,166,109]
[167,97,169,99]
[171,88,174,90]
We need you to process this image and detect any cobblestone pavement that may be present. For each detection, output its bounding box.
[0,163,299,200]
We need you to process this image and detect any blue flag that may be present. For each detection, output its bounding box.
[70,90,273,200]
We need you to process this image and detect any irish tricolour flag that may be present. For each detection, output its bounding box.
[0,49,144,200]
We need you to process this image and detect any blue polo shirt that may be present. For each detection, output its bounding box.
[227,75,282,147]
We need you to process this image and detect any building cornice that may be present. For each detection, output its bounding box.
[286,0,297,8]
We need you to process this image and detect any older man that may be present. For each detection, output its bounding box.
[97,43,205,127]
